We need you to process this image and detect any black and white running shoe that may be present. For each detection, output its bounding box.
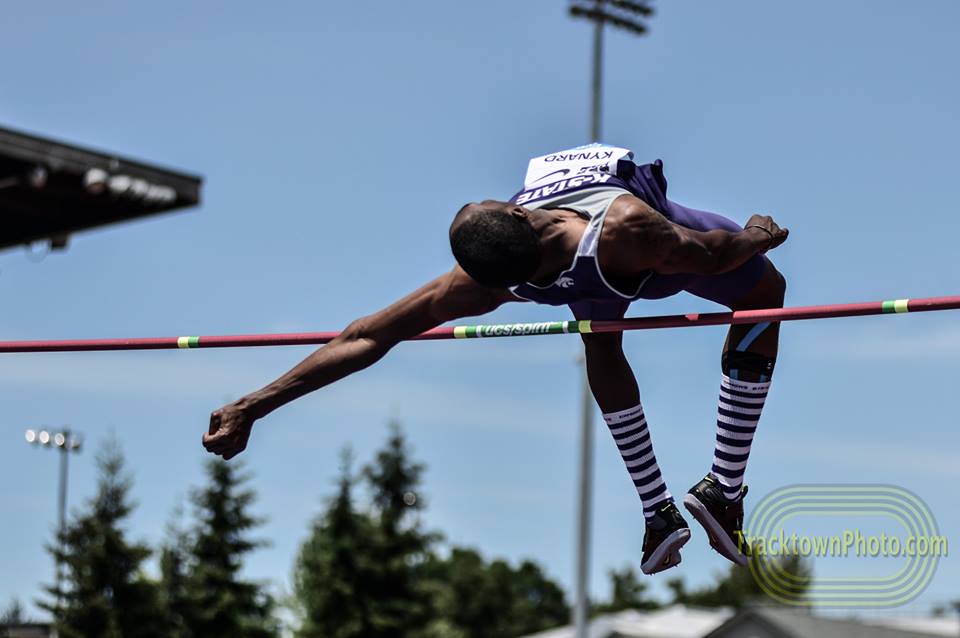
[640,501,691,575]
[683,474,751,566]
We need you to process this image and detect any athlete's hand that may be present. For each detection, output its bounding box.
[203,401,256,460]
[745,214,789,251]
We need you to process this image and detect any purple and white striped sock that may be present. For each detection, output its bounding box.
[603,403,673,519]
[711,374,770,501]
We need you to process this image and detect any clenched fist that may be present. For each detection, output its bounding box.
[203,401,256,460]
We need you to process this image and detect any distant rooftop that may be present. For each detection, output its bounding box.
[865,614,960,637]
[517,605,734,638]
[517,605,957,638]
[0,125,201,251]
[2,623,52,638]
[704,606,952,638]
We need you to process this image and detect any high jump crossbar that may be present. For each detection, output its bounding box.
[1,295,958,354]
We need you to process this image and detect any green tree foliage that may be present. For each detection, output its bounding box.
[293,450,379,638]
[157,510,192,637]
[425,547,570,638]
[293,428,438,638]
[292,425,570,638]
[666,553,812,608]
[1,598,27,637]
[174,459,279,638]
[361,423,438,637]
[40,437,164,638]
[1,598,26,625]
[592,565,661,614]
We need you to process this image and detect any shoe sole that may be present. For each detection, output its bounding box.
[682,494,748,566]
[640,527,691,575]
[664,550,682,570]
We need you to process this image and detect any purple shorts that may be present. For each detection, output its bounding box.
[570,199,767,321]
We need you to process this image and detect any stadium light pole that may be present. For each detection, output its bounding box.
[24,427,83,611]
[567,2,654,636]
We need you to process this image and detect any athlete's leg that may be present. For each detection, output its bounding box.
[682,257,786,565]
[582,331,639,409]
[712,257,785,499]
[574,302,672,515]
[634,175,788,564]
[573,301,689,574]
[723,258,786,377]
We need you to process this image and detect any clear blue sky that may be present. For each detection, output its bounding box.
[2,0,958,621]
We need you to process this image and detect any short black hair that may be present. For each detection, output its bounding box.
[449,203,541,288]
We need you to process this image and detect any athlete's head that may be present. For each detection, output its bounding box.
[449,200,542,288]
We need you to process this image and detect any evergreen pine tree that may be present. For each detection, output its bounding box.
[40,437,163,638]
[157,508,192,637]
[293,449,378,638]
[362,423,438,637]
[1,598,27,637]
[182,459,279,638]
[291,424,571,638]
[1,598,25,625]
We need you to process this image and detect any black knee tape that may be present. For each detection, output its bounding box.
[722,350,776,378]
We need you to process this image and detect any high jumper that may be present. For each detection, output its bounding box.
[202,144,788,575]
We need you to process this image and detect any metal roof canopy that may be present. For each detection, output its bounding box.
[0,125,202,251]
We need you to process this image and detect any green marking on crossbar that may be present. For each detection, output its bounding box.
[451,320,596,339]
[882,299,910,314]
[177,336,200,349]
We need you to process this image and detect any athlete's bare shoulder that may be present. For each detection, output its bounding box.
[599,194,675,275]
[603,194,667,241]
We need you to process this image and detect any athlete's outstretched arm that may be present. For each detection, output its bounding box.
[605,197,788,277]
[203,267,513,459]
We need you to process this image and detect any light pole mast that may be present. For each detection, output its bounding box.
[572,356,594,638]
[591,3,604,142]
[566,3,654,637]
[25,427,83,611]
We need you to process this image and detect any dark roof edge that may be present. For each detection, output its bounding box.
[0,124,203,188]
[702,608,798,638]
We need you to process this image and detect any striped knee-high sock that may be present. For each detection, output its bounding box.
[603,404,673,518]
[711,375,770,501]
